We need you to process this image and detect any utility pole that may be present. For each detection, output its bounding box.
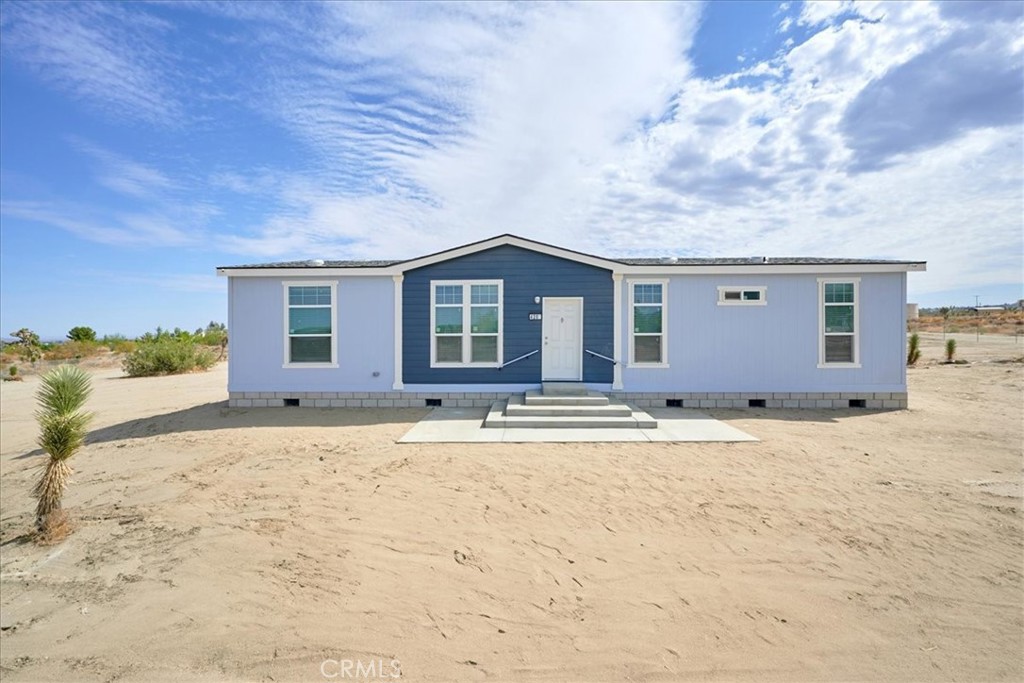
[975,295,981,342]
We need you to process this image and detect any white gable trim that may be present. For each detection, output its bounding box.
[393,234,621,272]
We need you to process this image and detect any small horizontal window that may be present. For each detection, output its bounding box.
[717,286,767,306]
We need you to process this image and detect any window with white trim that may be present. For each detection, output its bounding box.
[284,282,337,367]
[629,281,667,366]
[819,279,859,366]
[717,286,767,305]
[431,280,502,367]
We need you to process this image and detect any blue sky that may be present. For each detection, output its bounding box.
[1,0,1021,340]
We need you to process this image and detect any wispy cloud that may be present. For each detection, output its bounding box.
[75,269,224,294]
[1,200,197,248]
[71,138,178,198]
[0,1,183,125]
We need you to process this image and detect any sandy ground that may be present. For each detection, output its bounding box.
[0,332,1021,682]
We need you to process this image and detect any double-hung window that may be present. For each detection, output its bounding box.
[431,280,502,367]
[819,279,859,367]
[283,282,337,367]
[629,280,668,366]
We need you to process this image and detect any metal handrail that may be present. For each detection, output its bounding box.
[498,349,539,370]
[585,349,618,365]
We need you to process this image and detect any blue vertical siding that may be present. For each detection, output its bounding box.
[620,272,907,393]
[403,245,613,384]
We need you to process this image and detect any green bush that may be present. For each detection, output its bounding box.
[907,333,921,366]
[195,321,228,347]
[945,338,957,363]
[100,334,136,354]
[122,339,216,377]
[67,326,97,342]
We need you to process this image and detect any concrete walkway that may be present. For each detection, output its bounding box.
[398,406,759,443]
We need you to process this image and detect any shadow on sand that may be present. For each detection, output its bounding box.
[704,407,894,425]
[14,398,896,460]
[15,402,431,460]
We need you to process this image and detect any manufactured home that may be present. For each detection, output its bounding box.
[217,234,925,410]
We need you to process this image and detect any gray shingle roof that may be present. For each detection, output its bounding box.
[223,259,402,269]
[222,255,922,268]
[218,234,924,269]
[615,256,923,265]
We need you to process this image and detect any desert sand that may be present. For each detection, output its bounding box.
[1,332,1021,682]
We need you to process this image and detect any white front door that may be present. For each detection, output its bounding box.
[542,298,583,381]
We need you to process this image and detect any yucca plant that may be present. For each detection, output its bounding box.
[945,338,957,363]
[33,365,93,537]
[907,333,921,366]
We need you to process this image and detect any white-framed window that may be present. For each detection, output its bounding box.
[818,278,860,368]
[717,286,767,306]
[283,281,338,368]
[430,280,503,367]
[628,280,668,367]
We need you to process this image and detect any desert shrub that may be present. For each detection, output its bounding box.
[9,365,17,377]
[945,338,957,362]
[195,321,228,348]
[138,326,197,344]
[44,341,101,361]
[907,333,921,366]
[122,339,216,377]
[100,334,136,354]
[67,326,97,342]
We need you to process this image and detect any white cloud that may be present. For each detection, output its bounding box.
[798,0,855,27]
[2,0,1020,302]
[71,138,178,198]
[0,1,184,125]
[0,200,198,248]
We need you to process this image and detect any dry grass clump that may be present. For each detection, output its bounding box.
[33,509,74,544]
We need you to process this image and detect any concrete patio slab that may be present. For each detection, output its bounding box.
[398,406,759,443]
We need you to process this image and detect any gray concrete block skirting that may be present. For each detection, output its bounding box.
[227,390,908,410]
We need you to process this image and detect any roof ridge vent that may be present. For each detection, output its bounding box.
[309,259,325,266]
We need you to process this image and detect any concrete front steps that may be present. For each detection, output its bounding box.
[485,383,658,429]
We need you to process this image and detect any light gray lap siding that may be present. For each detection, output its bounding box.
[621,272,906,393]
[228,276,395,393]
